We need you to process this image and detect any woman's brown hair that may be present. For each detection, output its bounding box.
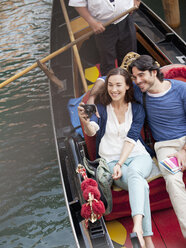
[95,67,134,105]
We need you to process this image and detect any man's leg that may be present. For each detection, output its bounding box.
[95,24,118,75]
[116,14,137,66]
[154,136,186,238]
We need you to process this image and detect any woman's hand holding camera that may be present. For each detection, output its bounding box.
[78,103,96,122]
[78,102,90,124]
[78,103,97,136]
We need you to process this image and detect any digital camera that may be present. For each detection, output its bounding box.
[82,104,96,118]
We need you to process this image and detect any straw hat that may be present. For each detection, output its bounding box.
[120,52,140,71]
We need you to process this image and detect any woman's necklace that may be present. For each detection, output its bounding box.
[113,103,128,124]
[112,103,128,137]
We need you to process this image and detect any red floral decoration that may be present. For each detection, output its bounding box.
[81,178,98,191]
[83,186,101,201]
[76,164,105,228]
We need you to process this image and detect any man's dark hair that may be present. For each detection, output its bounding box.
[128,55,164,82]
[95,67,135,105]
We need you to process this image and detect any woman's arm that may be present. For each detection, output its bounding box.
[118,141,135,165]
[87,77,106,117]
[113,141,135,180]
[113,104,145,180]
[127,103,145,142]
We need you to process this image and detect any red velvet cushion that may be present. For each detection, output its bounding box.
[161,64,186,82]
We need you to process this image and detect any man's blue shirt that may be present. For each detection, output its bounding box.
[134,79,186,142]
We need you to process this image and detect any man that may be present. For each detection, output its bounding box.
[128,56,186,167]
[87,53,186,238]
[69,0,140,75]
[128,55,186,238]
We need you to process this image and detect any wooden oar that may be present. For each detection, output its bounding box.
[60,0,88,92]
[37,60,65,89]
[0,6,137,89]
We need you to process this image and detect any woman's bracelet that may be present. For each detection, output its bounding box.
[116,162,122,168]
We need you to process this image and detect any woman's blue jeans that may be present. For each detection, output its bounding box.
[108,154,153,236]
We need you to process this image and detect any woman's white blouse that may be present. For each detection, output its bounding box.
[91,103,149,162]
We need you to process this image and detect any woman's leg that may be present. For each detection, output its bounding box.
[127,155,154,247]
[144,236,155,248]
[132,214,145,247]
[126,155,153,235]
[108,155,154,247]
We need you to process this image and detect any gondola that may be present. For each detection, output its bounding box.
[49,0,186,247]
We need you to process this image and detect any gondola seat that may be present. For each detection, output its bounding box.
[81,64,186,220]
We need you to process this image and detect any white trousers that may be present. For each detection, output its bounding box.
[154,136,186,238]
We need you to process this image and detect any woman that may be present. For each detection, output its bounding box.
[78,68,154,248]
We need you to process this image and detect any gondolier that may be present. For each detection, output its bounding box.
[69,0,140,75]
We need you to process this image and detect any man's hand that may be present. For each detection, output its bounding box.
[168,149,186,171]
[94,105,100,118]
[75,7,105,34]
[134,0,141,8]
[89,20,105,34]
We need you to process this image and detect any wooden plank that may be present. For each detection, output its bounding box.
[152,208,186,248]
[105,208,186,247]
[136,31,169,66]
[162,0,180,28]
[106,215,166,247]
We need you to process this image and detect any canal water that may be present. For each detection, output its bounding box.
[0,1,185,248]
[0,1,75,247]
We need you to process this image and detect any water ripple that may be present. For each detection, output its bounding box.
[0,0,74,247]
